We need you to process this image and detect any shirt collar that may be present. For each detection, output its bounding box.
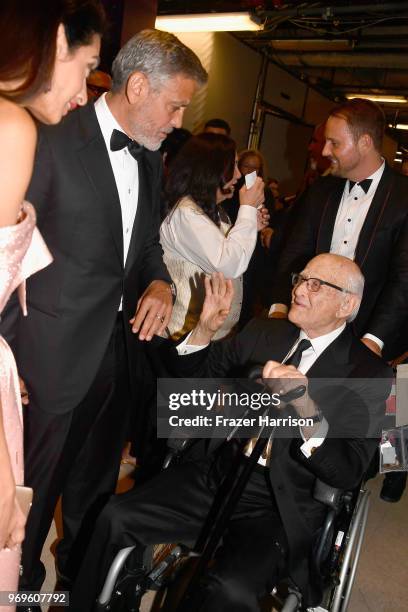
[347,159,385,195]
[298,322,346,358]
[94,92,125,152]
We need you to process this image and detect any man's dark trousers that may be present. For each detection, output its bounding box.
[71,454,288,612]
[20,315,130,589]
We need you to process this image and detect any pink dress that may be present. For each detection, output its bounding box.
[0,202,52,607]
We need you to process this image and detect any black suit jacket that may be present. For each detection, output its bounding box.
[169,318,392,604]
[2,102,171,414]
[270,164,408,358]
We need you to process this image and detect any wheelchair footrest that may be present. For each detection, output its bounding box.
[147,544,199,589]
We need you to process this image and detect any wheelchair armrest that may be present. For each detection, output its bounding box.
[313,478,344,511]
[312,481,355,578]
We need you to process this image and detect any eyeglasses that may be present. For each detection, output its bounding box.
[291,272,351,294]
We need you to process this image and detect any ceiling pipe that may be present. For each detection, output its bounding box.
[256,2,408,20]
[275,53,408,69]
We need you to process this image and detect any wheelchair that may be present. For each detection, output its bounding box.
[95,433,371,612]
[270,479,371,612]
[96,376,373,612]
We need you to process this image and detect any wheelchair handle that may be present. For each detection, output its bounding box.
[248,365,306,403]
[280,385,307,403]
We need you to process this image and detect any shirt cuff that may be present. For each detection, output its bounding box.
[300,417,329,458]
[236,204,258,222]
[176,331,209,355]
[363,333,384,351]
[268,303,288,317]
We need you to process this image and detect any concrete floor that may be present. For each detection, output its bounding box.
[40,470,408,612]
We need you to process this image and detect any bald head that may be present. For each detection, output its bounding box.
[313,254,364,301]
[289,254,364,338]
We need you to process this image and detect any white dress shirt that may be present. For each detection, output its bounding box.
[95,93,139,311]
[330,161,385,349]
[283,323,346,374]
[94,93,139,266]
[330,161,385,258]
[282,324,345,458]
[177,323,346,460]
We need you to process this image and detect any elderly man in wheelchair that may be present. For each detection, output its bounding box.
[71,254,391,612]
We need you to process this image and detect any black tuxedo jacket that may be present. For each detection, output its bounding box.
[270,164,408,357]
[4,103,171,414]
[170,318,392,604]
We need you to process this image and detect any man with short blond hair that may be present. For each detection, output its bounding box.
[269,98,408,363]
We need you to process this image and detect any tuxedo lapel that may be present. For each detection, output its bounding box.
[76,104,124,266]
[261,320,300,364]
[316,180,345,253]
[307,326,354,378]
[124,152,155,273]
[267,328,354,468]
[354,164,394,268]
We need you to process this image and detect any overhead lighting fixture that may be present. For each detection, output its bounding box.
[394,158,403,162]
[389,123,408,130]
[155,12,262,32]
[346,94,407,104]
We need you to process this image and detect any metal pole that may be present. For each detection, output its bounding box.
[259,2,408,19]
[248,53,268,149]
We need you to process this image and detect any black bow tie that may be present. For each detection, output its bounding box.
[348,178,372,194]
[110,129,144,160]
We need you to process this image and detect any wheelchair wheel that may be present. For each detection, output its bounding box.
[324,487,371,612]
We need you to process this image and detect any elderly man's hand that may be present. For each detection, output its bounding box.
[130,280,173,341]
[189,273,234,345]
[261,360,313,417]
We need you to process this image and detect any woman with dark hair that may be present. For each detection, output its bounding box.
[0,0,104,601]
[160,133,266,340]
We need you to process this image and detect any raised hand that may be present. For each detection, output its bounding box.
[189,272,234,345]
[239,176,265,209]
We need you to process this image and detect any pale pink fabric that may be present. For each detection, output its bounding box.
[0,203,52,606]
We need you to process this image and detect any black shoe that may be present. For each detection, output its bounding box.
[380,472,407,503]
